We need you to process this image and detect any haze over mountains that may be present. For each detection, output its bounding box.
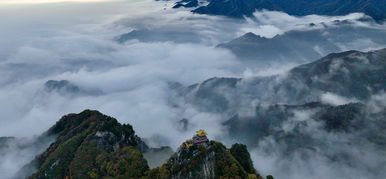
[217,26,386,65]
[175,0,386,22]
[3,110,262,178]
[168,48,386,178]
[0,0,385,178]
[173,48,386,111]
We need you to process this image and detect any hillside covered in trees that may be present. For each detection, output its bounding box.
[12,110,274,179]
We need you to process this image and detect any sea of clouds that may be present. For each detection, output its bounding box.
[0,0,385,178]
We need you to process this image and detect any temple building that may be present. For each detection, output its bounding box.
[192,129,209,147]
[180,129,210,149]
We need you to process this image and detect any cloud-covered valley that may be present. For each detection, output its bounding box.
[0,0,385,178]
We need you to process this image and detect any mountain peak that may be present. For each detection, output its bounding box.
[17,111,272,179]
[149,140,266,179]
[147,130,269,179]
[27,110,149,179]
[240,32,266,41]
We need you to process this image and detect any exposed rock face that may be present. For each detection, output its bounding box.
[170,150,216,179]
[149,141,264,179]
[200,152,216,179]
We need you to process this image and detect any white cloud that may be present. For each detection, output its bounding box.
[320,92,358,106]
[239,10,386,38]
[0,1,385,178]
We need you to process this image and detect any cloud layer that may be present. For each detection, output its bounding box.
[0,1,385,178]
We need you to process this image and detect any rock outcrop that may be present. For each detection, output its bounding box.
[148,132,265,179]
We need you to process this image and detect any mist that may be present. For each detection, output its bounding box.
[0,0,385,178]
[249,93,386,179]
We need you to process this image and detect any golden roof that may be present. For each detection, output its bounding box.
[196,129,207,137]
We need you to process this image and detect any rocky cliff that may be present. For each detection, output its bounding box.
[148,141,264,179]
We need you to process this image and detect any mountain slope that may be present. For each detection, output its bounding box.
[223,102,373,146]
[173,48,386,113]
[217,31,339,64]
[286,48,386,100]
[222,101,386,178]
[11,110,269,179]
[148,141,263,179]
[44,80,103,96]
[26,110,149,179]
[217,26,386,65]
[193,0,279,18]
[168,48,386,178]
[189,0,386,22]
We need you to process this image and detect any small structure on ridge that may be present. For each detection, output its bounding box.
[193,129,209,147]
[181,129,210,148]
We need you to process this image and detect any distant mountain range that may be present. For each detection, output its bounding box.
[216,23,386,64]
[173,48,386,113]
[117,22,386,66]
[44,80,103,96]
[217,30,340,64]
[3,48,385,178]
[117,29,202,44]
[222,100,386,178]
[174,0,386,22]
[169,48,386,178]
